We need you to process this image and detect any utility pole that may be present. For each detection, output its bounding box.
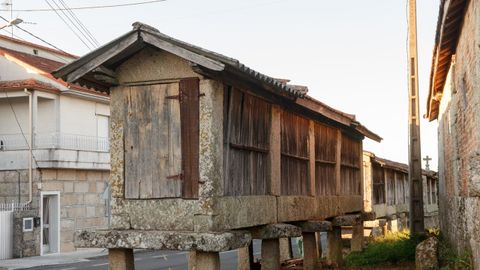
[407,0,425,235]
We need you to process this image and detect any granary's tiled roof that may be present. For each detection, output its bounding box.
[426,0,468,121]
[364,151,437,177]
[52,22,381,142]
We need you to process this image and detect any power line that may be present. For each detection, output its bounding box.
[0,0,167,12]
[45,0,93,50]
[58,0,99,47]
[51,0,98,48]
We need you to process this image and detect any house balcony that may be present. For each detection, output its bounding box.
[0,133,110,170]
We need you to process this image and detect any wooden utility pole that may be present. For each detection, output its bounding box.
[407,0,425,235]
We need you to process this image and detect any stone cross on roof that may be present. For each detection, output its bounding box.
[423,155,432,170]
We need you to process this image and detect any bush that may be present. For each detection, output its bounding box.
[344,230,426,267]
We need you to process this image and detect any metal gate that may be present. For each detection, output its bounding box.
[0,203,30,260]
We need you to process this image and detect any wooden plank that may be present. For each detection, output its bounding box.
[224,88,271,196]
[308,120,316,196]
[180,78,200,199]
[335,130,341,196]
[269,105,281,196]
[124,83,182,199]
[65,33,138,83]
[141,32,225,72]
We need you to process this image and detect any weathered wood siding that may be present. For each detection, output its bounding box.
[340,134,361,195]
[123,83,182,199]
[386,169,396,205]
[223,87,271,196]
[314,123,337,195]
[372,163,385,204]
[281,111,310,195]
[395,172,407,204]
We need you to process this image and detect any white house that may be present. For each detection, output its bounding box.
[0,34,110,257]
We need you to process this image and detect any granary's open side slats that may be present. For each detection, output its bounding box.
[314,123,337,195]
[280,111,310,196]
[372,163,385,204]
[340,134,362,195]
[224,87,271,196]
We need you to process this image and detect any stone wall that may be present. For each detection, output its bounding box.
[437,0,480,267]
[0,168,109,255]
[13,210,40,258]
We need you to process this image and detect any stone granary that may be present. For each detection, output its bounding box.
[426,0,480,267]
[362,152,439,235]
[53,22,381,270]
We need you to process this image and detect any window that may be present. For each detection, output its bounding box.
[23,217,34,232]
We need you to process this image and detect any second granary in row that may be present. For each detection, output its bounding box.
[53,22,383,269]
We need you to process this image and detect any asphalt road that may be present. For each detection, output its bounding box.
[20,236,325,270]
[21,241,264,270]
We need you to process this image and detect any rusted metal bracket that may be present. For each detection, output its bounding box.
[166,173,183,180]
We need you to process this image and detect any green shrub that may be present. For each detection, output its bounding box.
[344,230,426,267]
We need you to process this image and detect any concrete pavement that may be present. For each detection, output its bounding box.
[0,248,107,270]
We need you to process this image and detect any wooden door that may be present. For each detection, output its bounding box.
[124,83,182,199]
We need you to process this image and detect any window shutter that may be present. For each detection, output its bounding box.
[179,78,200,199]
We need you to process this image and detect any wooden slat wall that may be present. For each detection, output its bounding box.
[124,83,182,199]
[281,111,310,195]
[340,134,361,195]
[395,172,406,204]
[314,123,337,195]
[385,169,396,205]
[372,163,385,204]
[224,88,271,196]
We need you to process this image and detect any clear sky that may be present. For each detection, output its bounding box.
[2,0,440,170]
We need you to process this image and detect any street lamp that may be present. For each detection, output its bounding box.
[0,18,23,30]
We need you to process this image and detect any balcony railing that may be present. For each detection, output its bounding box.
[0,133,109,152]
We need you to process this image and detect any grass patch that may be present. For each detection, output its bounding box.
[345,230,426,267]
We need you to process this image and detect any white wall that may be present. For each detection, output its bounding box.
[59,96,109,137]
[37,98,56,134]
[0,96,29,134]
[0,38,75,64]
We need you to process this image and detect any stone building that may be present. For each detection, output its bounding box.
[0,34,110,257]
[426,0,480,266]
[53,22,381,270]
[362,152,439,234]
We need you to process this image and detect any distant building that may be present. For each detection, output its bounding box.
[426,0,480,267]
[0,35,110,257]
[362,152,438,233]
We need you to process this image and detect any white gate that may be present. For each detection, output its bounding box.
[0,203,30,260]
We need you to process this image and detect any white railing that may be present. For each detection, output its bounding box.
[0,133,109,152]
[0,202,30,212]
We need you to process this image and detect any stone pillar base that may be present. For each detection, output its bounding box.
[303,232,318,270]
[196,251,220,270]
[262,239,280,270]
[327,226,342,266]
[108,248,135,270]
[351,223,364,252]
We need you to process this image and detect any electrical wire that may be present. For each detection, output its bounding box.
[0,15,69,54]
[0,0,167,12]
[58,0,99,47]
[45,0,93,50]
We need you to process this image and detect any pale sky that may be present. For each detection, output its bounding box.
[2,0,440,170]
